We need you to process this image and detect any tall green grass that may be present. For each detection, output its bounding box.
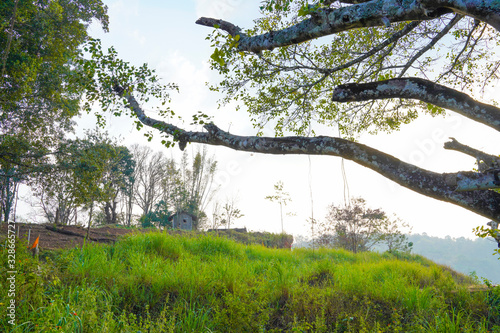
[1,231,499,332]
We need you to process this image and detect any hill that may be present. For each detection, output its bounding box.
[1,232,499,332]
[408,234,500,284]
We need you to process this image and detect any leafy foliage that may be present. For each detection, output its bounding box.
[78,39,180,147]
[0,0,108,165]
[474,224,500,258]
[207,2,499,138]
[139,200,172,228]
[28,130,135,225]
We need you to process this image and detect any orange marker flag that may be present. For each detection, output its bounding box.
[29,236,39,249]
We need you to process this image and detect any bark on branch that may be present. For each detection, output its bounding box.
[196,0,500,53]
[115,87,500,222]
[331,78,500,131]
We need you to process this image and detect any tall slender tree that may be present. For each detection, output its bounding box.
[177,148,218,228]
[266,181,292,233]
[131,145,167,217]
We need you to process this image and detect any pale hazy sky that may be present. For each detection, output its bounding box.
[41,0,500,238]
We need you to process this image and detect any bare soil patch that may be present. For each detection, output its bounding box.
[1,222,141,250]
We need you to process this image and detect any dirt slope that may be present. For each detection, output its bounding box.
[2,222,139,250]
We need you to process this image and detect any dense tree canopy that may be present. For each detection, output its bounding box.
[81,0,500,239]
[0,0,108,171]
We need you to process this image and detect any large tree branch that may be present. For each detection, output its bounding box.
[196,0,500,53]
[331,78,500,131]
[117,88,500,222]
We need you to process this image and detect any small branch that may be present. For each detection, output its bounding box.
[195,17,242,37]
[399,14,463,77]
[438,18,481,82]
[444,137,500,169]
[331,78,500,131]
[326,21,420,75]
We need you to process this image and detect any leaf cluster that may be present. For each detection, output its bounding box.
[77,39,179,146]
[28,130,135,224]
[473,225,500,258]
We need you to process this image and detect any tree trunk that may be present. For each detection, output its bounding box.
[55,207,60,225]
[112,200,117,224]
[86,202,94,240]
[104,201,112,224]
[127,194,133,226]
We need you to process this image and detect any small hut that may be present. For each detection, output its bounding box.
[170,211,197,230]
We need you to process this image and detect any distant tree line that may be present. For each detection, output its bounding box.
[1,127,219,229]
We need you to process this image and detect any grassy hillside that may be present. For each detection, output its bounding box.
[1,231,499,332]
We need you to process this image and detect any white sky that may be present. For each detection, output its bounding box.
[19,0,499,239]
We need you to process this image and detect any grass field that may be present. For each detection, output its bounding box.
[1,231,499,332]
